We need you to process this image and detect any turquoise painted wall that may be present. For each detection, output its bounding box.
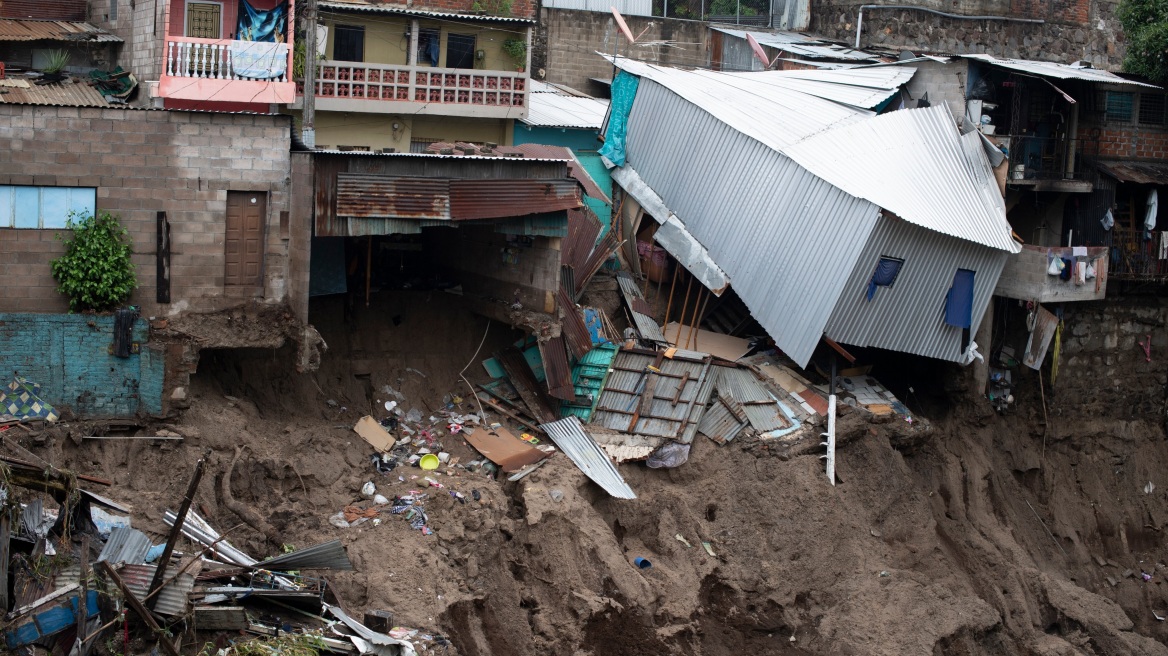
[0,314,164,418]
[514,126,612,235]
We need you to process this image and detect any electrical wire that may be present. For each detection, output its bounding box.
[459,319,492,423]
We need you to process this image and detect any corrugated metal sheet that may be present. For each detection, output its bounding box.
[542,0,652,15]
[97,526,153,565]
[539,336,575,400]
[558,287,593,360]
[562,342,619,421]
[0,19,122,42]
[963,54,1160,89]
[523,81,610,129]
[825,214,1008,363]
[540,417,636,499]
[1095,159,1168,185]
[120,562,198,617]
[320,0,536,23]
[783,105,1019,253]
[564,207,602,274]
[679,362,720,444]
[592,350,709,439]
[714,28,875,63]
[508,143,609,203]
[719,368,791,432]
[336,173,450,219]
[0,79,110,107]
[612,57,872,151]
[705,69,907,110]
[450,179,581,220]
[257,540,353,571]
[771,0,810,30]
[622,80,880,366]
[616,271,667,343]
[697,398,747,444]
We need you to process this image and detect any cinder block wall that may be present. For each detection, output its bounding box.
[538,8,709,92]
[0,105,294,317]
[0,314,165,418]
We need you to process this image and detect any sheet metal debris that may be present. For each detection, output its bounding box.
[540,416,637,499]
[616,272,667,343]
[257,539,354,571]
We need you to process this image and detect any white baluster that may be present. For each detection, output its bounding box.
[175,42,184,76]
[166,41,173,76]
[211,44,220,79]
[225,44,235,80]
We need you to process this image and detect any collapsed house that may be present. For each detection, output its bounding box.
[602,58,1022,367]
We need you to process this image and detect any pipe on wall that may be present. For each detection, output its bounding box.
[855,4,1045,49]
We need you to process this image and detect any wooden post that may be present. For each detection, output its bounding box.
[0,504,9,613]
[146,451,208,611]
[156,212,170,304]
[673,273,693,346]
[689,288,712,350]
[684,287,707,350]
[661,263,679,328]
[97,561,181,656]
[365,235,373,308]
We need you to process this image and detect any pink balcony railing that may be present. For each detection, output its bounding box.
[165,36,290,83]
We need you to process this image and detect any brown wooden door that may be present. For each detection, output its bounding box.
[225,191,265,287]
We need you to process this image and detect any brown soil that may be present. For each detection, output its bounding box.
[19,291,1168,655]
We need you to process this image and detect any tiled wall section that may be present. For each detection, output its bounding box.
[0,313,164,418]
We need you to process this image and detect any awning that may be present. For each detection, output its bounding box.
[1095,160,1168,185]
[335,173,581,222]
[319,1,535,23]
[963,54,1160,89]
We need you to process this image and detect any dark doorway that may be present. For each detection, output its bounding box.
[446,33,476,70]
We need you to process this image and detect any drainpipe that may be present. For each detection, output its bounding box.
[855,4,1045,50]
[1065,101,1080,179]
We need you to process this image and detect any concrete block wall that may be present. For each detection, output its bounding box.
[995,246,1108,303]
[0,105,294,317]
[538,8,709,92]
[811,0,1125,70]
[288,152,314,325]
[902,59,969,124]
[0,313,165,418]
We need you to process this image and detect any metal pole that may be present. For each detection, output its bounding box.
[301,0,317,148]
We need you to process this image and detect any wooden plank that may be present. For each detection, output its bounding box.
[156,211,170,304]
[147,452,208,611]
[475,394,546,436]
[496,347,559,424]
[671,371,690,407]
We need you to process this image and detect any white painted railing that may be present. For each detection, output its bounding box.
[298,60,528,109]
[165,37,290,83]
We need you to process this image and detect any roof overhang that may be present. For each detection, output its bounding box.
[319,1,535,24]
[962,54,1160,89]
[1095,159,1168,185]
[0,19,121,42]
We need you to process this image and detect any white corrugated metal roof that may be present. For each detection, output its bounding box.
[963,54,1160,89]
[783,105,1020,252]
[714,27,877,61]
[609,56,873,150]
[703,66,913,109]
[540,416,636,499]
[319,1,536,23]
[521,80,609,129]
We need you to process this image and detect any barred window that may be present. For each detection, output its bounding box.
[1105,91,1134,123]
[1139,93,1166,126]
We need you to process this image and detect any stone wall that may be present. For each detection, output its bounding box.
[1055,300,1168,421]
[0,105,294,317]
[0,313,165,418]
[810,0,1126,71]
[538,8,710,92]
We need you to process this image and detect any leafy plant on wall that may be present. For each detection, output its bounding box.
[1119,0,1168,85]
[502,38,527,70]
[50,211,139,312]
[472,0,513,17]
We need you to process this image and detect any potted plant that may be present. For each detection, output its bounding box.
[41,49,70,83]
[502,39,526,72]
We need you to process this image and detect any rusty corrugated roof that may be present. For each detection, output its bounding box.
[120,561,200,617]
[449,179,581,220]
[336,173,450,219]
[1095,159,1168,185]
[0,19,121,42]
[539,336,575,401]
[0,78,110,106]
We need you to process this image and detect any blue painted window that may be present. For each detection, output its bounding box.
[0,186,96,229]
[866,256,904,301]
[945,269,975,328]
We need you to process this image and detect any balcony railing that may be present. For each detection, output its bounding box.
[298,60,527,110]
[1106,227,1168,281]
[164,36,290,83]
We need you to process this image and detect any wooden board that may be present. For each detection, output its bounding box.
[664,323,752,362]
[464,427,550,473]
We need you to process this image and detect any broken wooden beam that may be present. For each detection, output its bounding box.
[146,450,208,610]
[96,561,181,656]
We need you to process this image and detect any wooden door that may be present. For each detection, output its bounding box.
[225,191,265,287]
[186,2,222,39]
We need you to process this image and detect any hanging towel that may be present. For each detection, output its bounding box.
[866,257,903,301]
[1059,258,1073,281]
[230,41,287,79]
[1074,261,1086,285]
[1146,188,1159,231]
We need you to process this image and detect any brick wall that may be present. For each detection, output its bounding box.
[0,105,294,317]
[0,0,87,20]
[811,0,1125,70]
[539,8,709,92]
[0,313,165,418]
[1080,124,1168,160]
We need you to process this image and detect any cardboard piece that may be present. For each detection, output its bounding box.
[353,416,395,452]
[464,427,550,473]
[664,323,752,362]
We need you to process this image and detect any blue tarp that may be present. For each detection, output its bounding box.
[866,256,903,301]
[598,71,639,167]
[236,0,287,42]
[945,269,975,328]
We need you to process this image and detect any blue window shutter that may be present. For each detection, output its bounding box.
[945,269,975,328]
[12,187,40,228]
[0,186,14,228]
[866,256,904,301]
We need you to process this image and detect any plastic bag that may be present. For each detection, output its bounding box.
[1047,256,1063,276]
[1086,262,1097,279]
[646,442,691,469]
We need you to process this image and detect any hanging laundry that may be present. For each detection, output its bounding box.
[1100,208,1115,231]
[866,256,903,301]
[1146,188,1159,232]
[236,0,288,43]
[1059,258,1073,281]
[1072,246,1087,257]
[1073,261,1086,285]
[1047,255,1063,276]
[1159,231,1168,260]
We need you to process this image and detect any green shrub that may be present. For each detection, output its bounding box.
[50,210,138,312]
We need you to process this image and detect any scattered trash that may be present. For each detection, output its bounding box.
[1145,481,1156,494]
[646,441,691,469]
[361,481,377,497]
[1143,571,1153,582]
[549,489,564,502]
[879,570,891,577]
[419,454,440,470]
[355,415,396,452]
[701,542,717,557]
[1155,609,1166,622]
[634,557,653,569]
[373,494,389,505]
[675,534,693,548]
